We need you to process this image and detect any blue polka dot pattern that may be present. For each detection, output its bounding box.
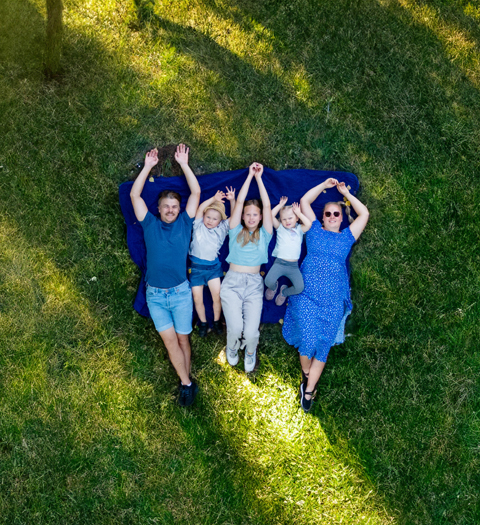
[282,220,355,362]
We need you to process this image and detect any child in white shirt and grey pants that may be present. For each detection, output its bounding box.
[264,197,312,306]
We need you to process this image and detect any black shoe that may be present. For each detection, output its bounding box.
[179,382,199,407]
[301,370,318,399]
[300,383,314,412]
[198,321,209,337]
[212,320,223,335]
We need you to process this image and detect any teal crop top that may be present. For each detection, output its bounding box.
[226,224,273,266]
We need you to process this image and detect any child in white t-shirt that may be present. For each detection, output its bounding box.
[189,188,235,337]
[264,197,312,306]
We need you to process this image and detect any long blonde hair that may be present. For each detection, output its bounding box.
[323,201,354,224]
[236,199,262,247]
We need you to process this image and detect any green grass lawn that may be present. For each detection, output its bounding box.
[1,0,479,523]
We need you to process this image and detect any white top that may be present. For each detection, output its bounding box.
[272,224,305,260]
[189,218,229,261]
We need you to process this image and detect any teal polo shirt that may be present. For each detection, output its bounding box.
[140,210,194,288]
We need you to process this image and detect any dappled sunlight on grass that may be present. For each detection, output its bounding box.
[0,213,190,456]
[204,348,394,523]
[395,0,480,87]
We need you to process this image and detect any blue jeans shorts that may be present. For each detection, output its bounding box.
[189,260,224,287]
[146,280,193,334]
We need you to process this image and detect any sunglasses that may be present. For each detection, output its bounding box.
[324,211,341,217]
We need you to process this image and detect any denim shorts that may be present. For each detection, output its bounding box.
[189,260,224,287]
[146,280,193,334]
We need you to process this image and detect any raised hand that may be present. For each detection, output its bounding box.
[144,148,159,169]
[253,162,264,178]
[324,177,339,189]
[336,181,350,196]
[248,162,258,177]
[214,190,226,202]
[292,202,302,216]
[279,196,288,207]
[225,186,236,201]
[175,143,190,166]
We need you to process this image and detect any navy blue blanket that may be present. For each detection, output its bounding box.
[119,167,359,325]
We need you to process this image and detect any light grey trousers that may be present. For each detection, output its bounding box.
[220,270,264,355]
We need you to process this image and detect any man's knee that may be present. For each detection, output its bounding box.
[177,333,190,346]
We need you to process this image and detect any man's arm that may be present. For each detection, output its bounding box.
[175,144,201,219]
[130,149,158,222]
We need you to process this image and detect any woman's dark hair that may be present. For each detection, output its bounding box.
[158,190,182,208]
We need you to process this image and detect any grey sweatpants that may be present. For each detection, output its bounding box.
[220,270,264,355]
[265,258,304,297]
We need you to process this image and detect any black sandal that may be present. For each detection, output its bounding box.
[301,389,314,413]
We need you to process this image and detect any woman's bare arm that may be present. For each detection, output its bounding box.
[336,182,369,240]
[300,177,339,222]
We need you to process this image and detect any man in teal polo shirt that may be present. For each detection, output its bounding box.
[130,144,201,406]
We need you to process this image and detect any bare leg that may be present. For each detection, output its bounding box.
[177,333,191,375]
[208,278,222,321]
[192,285,206,322]
[299,354,312,377]
[159,327,190,385]
[304,358,326,399]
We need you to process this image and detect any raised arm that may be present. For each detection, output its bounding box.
[271,196,288,229]
[225,186,236,218]
[229,167,255,229]
[175,144,201,219]
[254,164,273,235]
[300,177,339,222]
[336,182,369,240]
[195,190,225,220]
[130,149,158,222]
[292,202,312,233]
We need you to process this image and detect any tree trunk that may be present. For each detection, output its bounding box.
[44,0,64,79]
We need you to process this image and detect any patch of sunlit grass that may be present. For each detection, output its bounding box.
[396,0,480,86]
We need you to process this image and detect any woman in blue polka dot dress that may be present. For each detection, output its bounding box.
[282,178,369,412]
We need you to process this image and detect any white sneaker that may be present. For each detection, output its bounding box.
[244,349,256,373]
[226,347,239,366]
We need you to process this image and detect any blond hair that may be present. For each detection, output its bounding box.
[236,199,262,247]
[279,205,302,225]
[204,201,227,221]
[323,201,354,224]
[279,205,293,218]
